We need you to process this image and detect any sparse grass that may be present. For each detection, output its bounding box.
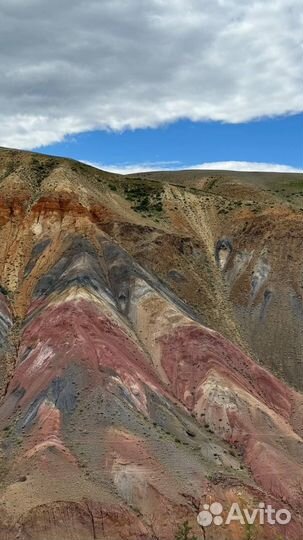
[175,520,199,540]
[29,157,56,187]
[123,182,163,215]
[108,183,117,191]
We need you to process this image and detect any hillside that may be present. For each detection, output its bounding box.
[0,147,302,539]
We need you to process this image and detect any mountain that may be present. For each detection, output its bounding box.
[0,147,302,539]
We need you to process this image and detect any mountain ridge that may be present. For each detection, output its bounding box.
[0,147,302,539]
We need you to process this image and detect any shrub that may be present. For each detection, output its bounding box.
[175,520,199,540]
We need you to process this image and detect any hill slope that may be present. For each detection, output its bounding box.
[0,148,302,539]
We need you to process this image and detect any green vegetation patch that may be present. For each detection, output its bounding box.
[175,521,199,540]
[122,179,164,215]
[29,157,57,187]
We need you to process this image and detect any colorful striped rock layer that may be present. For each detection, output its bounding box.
[0,148,302,539]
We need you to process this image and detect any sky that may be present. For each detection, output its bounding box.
[0,0,302,173]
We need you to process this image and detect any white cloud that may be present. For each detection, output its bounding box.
[189,161,303,173]
[0,0,302,148]
[88,160,303,174]
[82,160,182,175]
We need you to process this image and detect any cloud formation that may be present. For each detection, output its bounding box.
[190,161,303,173]
[0,0,302,148]
[88,160,303,175]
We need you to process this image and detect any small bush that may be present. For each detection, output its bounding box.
[123,183,163,214]
[175,520,199,540]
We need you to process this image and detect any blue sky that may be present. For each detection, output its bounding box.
[1,1,302,173]
[38,114,303,174]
